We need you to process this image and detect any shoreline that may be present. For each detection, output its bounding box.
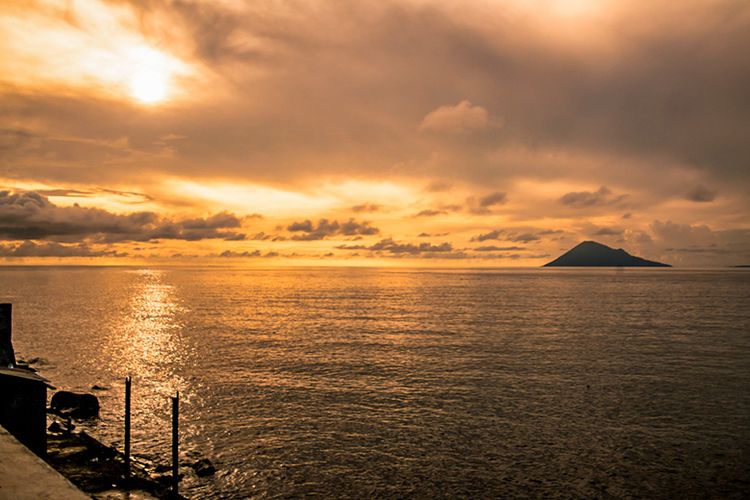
[18,357,186,500]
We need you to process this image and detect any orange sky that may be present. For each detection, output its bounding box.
[1,0,749,266]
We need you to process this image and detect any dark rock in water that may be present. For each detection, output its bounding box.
[48,419,75,434]
[544,240,671,267]
[50,390,100,419]
[156,472,185,485]
[191,458,216,477]
[91,384,109,391]
[154,463,171,473]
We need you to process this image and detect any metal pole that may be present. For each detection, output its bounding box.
[172,391,179,497]
[124,376,131,482]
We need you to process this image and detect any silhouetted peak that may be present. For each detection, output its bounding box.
[544,240,671,267]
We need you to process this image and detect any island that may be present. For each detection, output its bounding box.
[543,240,671,267]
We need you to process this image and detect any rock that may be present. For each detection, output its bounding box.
[48,419,75,434]
[50,390,100,419]
[91,385,109,391]
[191,458,216,477]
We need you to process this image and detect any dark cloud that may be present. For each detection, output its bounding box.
[0,241,127,258]
[686,185,717,202]
[591,227,624,237]
[479,191,507,208]
[249,232,273,241]
[471,228,560,243]
[36,187,154,204]
[559,187,627,208]
[473,245,526,252]
[351,203,382,213]
[0,191,245,242]
[466,191,507,214]
[471,229,505,242]
[508,233,541,243]
[425,180,452,192]
[4,0,750,194]
[414,209,447,217]
[336,238,452,255]
[286,218,379,240]
[218,249,261,258]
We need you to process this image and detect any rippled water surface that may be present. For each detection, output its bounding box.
[2,266,749,498]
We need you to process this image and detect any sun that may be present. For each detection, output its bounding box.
[129,69,169,104]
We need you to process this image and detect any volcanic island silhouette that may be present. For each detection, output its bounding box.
[544,241,671,267]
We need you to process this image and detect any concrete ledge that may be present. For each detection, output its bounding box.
[0,425,90,500]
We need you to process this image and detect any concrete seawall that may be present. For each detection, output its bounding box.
[0,425,89,500]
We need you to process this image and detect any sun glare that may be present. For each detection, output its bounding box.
[130,69,169,104]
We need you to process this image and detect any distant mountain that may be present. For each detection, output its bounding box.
[544,241,671,267]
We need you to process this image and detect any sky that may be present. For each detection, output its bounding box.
[1,0,749,266]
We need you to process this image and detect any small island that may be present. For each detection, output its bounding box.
[544,241,671,267]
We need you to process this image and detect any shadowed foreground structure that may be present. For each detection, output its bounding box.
[0,426,89,500]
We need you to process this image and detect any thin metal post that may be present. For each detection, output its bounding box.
[124,376,131,482]
[172,391,179,497]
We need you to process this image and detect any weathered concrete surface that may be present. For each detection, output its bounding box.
[0,425,89,500]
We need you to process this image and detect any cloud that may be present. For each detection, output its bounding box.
[644,221,750,266]
[0,191,246,242]
[471,228,561,243]
[650,220,715,246]
[591,227,623,237]
[336,238,452,255]
[1,0,749,266]
[508,232,541,243]
[33,188,154,204]
[466,191,508,214]
[419,100,497,134]
[472,245,526,252]
[479,191,507,208]
[686,185,717,202]
[559,186,627,208]
[218,249,261,258]
[286,218,379,240]
[414,209,446,217]
[425,180,452,192]
[0,241,126,258]
[471,229,505,242]
[351,203,382,213]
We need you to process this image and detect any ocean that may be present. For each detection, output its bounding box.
[2,266,749,498]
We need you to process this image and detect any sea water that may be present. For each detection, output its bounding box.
[2,266,749,498]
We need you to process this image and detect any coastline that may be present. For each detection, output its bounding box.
[18,357,185,500]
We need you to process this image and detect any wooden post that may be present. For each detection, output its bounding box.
[124,376,131,482]
[0,303,16,367]
[172,392,179,497]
